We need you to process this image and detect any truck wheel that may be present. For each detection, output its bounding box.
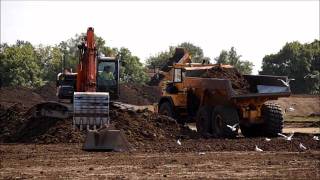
[159,102,174,118]
[196,106,212,138]
[240,124,263,137]
[211,106,239,138]
[262,103,284,137]
[159,101,184,124]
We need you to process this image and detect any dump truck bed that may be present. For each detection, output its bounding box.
[183,74,291,100]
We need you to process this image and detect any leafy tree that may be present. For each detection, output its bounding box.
[118,48,149,84]
[0,41,44,87]
[260,40,320,94]
[146,50,173,69]
[36,45,63,81]
[214,47,254,74]
[146,42,210,68]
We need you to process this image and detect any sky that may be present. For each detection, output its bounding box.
[1,0,319,74]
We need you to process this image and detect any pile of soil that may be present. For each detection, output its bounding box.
[110,106,197,147]
[0,103,319,152]
[0,87,44,109]
[201,66,250,95]
[0,104,84,143]
[119,83,161,105]
[34,82,58,102]
[15,117,84,144]
[0,102,192,145]
[0,103,27,142]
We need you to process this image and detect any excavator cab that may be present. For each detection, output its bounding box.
[56,56,120,102]
[96,56,120,100]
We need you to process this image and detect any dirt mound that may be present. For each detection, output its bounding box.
[0,103,319,152]
[16,118,84,144]
[119,83,161,105]
[0,103,84,143]
[0,87,44,109]
[0,103,27,142]
[0,103,191,145]
[34,82,58,101]
[201,66,250,94]
[110,106,196,147]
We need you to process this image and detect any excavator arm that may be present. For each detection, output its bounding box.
[76,27,97,92]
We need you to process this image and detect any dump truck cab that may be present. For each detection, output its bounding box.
[158,48,291,138]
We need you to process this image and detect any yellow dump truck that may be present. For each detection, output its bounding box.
[158,48,291,138]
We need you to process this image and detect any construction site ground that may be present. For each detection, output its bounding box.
[1,144,319,179]
[0,84,319,179]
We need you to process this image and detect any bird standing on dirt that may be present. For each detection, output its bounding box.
[177,139,182,146]
[255,145,263,152]
[312,136,319,141]
[299,143,307,150]
[265,138,271,142]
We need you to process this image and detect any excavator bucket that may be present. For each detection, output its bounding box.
[82,126,131,152]
[73,92,130,151]
[73,92,110,130]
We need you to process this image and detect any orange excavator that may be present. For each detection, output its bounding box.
[32,27,129,151]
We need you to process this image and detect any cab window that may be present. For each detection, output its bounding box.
[98,62,116,74]
[174,68,184,83]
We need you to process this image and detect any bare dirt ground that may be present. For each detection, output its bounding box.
[1,144,320,179]
[271,95,320,117]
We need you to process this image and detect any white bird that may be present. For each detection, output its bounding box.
[287,107,295,112]
[255,145,263,152]
[177,139,181,146]
[299,143,307,150]
[265,138,271,142]
[278,132,294,141]
[227,123,239,132]
[277,78,295,87]
[313,136,319,141]
[198,152,206,155]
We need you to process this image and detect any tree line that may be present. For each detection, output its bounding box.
[0,34,149,88]
[259,40,319,94]
[0,34,318,94]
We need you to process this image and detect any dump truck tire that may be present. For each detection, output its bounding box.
[159,102,174,118]
[212,106,239,138]
[196,106,212,138]
[159,101,185,124]
[261,103,284,137]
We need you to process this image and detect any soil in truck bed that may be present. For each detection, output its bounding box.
[201,65,251,95]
